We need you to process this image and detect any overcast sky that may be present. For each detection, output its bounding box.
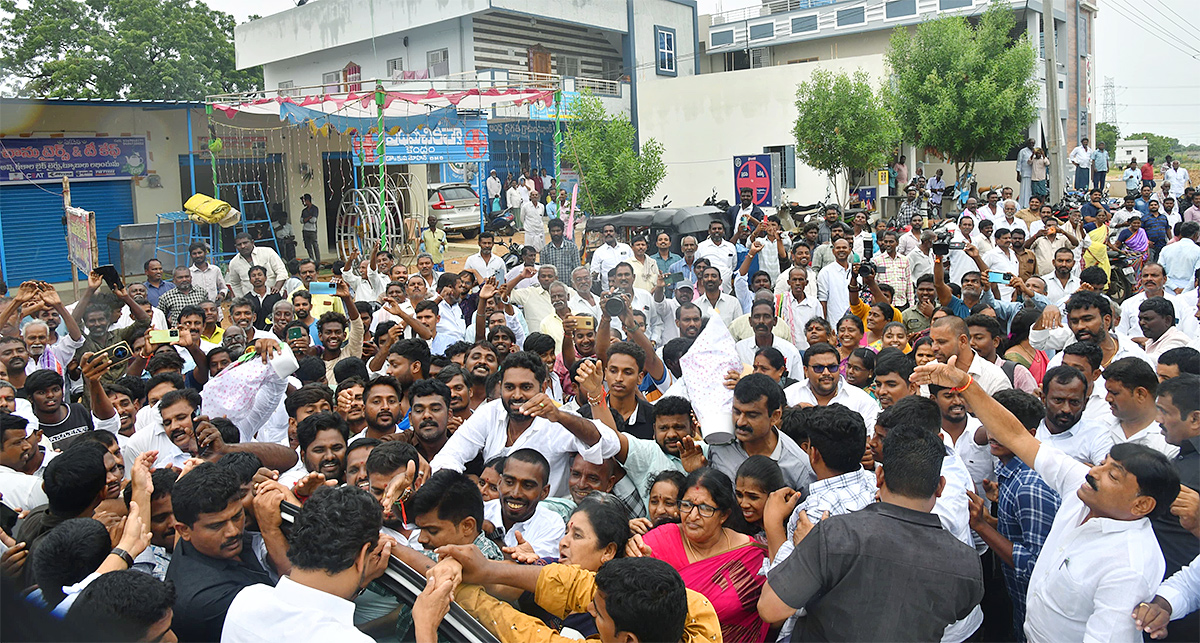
[209,0,1200,144]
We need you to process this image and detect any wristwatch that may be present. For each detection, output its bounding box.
[111,547,135,568]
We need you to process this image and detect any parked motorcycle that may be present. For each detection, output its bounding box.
[703,188,730,213]
[1107,249,1136,302]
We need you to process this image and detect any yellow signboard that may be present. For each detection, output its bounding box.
[877,169,889,186]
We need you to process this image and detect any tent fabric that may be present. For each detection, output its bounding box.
[211,88,556,133]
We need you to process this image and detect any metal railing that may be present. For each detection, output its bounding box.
[573,76,622,96]
[710,0,840,25]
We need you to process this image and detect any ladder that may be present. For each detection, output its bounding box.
[214,182,280,260]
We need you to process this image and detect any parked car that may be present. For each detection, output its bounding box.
[428,182,482,238]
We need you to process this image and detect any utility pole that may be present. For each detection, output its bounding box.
[1043,12,1065,201]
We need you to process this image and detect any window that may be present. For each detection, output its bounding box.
[939,0,972,9]
[749,23,774,40]
[601,58,622,79]
[387,57,404,79]
[343,62,362,92]
[791,16,818,33]
[885,0,916,19]
[723,50,750,71]
[655,26,676,76]
[764,145,796,189]
[322,71,341,94]
[276,80,296,97]
[787,57,818,64]
[427,49,449,77]
[837,7,865,26]
[710,29,734,46]
[557,54,580,78]
[1077,14,1088,55]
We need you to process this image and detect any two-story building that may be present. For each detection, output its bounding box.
[232,0,700,253]
[637,0,1097,209]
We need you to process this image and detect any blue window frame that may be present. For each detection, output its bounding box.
[940,0,972,10]
[655,26,677,76]
[710,29,734,46]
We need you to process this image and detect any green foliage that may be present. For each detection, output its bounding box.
[1095,122,1119,156]
[792,68,899,205]
[1127,132,1180,161]
[0,0,261,99]
[885,0,1038,177]
[564,90,667,214]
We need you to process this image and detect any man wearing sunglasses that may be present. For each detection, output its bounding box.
[783,343,879,431]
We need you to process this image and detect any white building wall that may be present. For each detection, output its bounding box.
[262,19,473,91]
[636,55,887,208]
[632,0,698,82]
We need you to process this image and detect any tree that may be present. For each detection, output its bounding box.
[1095,122,1120,157]
[885,1,1037,181]
[0,0,261,100]
[563,90,666,214]
[1127,132,1180,161]
[792,68,898,206]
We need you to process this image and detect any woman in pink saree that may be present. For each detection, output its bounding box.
[639,467,769,643]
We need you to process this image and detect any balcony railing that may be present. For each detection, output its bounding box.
[710,0,839,25]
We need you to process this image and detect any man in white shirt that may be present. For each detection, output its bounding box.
[1069,138,1093,190]
[589,223,634,291]
[1117,263,1178,338]
[776,266,821,350]
[504,265,557,333]
[928,316,1012,395]
[736,300,802,374]
[188,242,228,303]
[433,274,467,353]
[997,199,1028,236]
[517,177,531,205]
[783,343,880,431]
[429,353,619,496]
[1165,161,1190,199]
[983,228,1020,300]
[1136,296,1192,364]
[1040,250,1082,307]
[521,190,546,251]
[978,191,1003,222]
[694,265,741,329]
[227,233,288,298]
[1101,357,1179,457]
[0,413,49,511]
[773,242,818,302]
[462,232,508,283]
[915,359,1175,643]
[695,219,738,288]
[485,169,502,211]
[816,238,853,323]
[481,449,566,559]
[897,214,925,256]
[222,485,385,643]
[1035,364,1115,465]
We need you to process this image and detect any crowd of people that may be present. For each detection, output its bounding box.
[0,168,1199,643]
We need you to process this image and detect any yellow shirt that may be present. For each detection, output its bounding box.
[201,326,225,344]
[423,228,448,263]
[849,300,903,324]
[454,563,723,643]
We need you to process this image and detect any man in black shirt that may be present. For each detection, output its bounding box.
[24,365,116,451]
[165,462,275,642]
[758,425,985,642]
[1149,374,1200,640]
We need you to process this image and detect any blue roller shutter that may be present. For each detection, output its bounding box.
[0,180,134,284]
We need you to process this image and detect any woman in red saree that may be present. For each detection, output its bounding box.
[639,467,770,642]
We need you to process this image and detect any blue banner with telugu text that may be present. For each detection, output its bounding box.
[0,136,148,182]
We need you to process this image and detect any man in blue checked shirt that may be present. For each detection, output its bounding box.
[965,389,1061,640]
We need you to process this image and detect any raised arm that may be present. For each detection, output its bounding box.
[911,359,1041,466]
[38,283,82,342]
[934,255,954,306]
[616,298,664,382]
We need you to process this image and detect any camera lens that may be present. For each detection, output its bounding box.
[113,347,130,359]
[604,297,626,316]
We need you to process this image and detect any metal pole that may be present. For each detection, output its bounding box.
[1044,11,1066,201]
[375,85,388,247]
[63,177,79,300]
[186,109,197,196]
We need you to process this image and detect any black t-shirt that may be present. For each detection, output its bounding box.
[39,403,95,450]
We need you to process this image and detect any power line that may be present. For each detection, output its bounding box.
[1107,0,1200,54]
[1146,0,1189,24]
[1104,0,1200,57]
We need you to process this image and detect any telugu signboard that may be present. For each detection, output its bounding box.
[66,206,98,276]
[351,119,490,165]
[0,136,148,182]
[733,155,775,207]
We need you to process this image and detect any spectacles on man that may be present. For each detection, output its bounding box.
[808,363,838,373]
[678,500,718,518]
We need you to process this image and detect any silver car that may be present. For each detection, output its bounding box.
[428,182,482,238]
